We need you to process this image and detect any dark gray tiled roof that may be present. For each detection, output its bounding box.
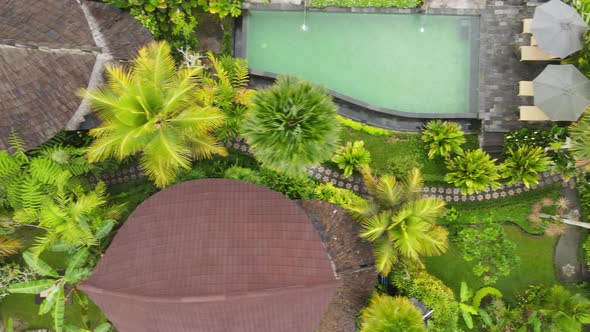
[0,0,152,150]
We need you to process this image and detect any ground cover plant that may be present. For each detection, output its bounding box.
[310,0,421,8]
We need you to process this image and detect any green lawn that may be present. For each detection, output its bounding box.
[338,126,478,185]
[447,184,562,234]
[425,225,558,306]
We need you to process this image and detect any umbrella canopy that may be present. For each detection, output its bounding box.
[531,0,589,59]
[533,64,590,121]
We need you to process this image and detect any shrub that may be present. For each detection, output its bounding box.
[223,166,264,185]
[386,155,422,179]
[241,76,341,175]
[472,287,503,308]
[456,220,520,285]
[336,116,392,136]
[502,145,552,188]
[259,168,316,199]
[444,149,503,195]
[421,120,466,160]
[504,125,568,151]
[583,234,590,267]
[310,0,421,8]
[358,294,427,332]
[313,182,363,207]
[390,268,459,332]
[0,263,37,302]
[331,141,371,177]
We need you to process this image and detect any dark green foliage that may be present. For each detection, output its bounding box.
[583,234,590,267]
[223,166,263,185]
[386,155,422,180]
[390,267,459,332]
[241,76,341,175]
[257,168,316,199]
[504,125,568,151]
[456,220,520,285]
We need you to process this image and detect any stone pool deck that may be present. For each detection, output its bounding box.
[478,0,551,133]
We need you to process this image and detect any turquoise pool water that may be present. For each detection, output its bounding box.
[245,10,479,114]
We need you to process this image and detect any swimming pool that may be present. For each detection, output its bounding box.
[244,10,479,115]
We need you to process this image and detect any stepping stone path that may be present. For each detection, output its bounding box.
[95,136,563,203]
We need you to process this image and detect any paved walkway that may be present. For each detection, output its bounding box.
[98,137,563,203]
[554,179,589,283]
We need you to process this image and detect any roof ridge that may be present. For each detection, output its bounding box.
[0,39,101,55]
[78,279,342,304]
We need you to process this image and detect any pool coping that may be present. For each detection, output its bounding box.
[236,5,481,122]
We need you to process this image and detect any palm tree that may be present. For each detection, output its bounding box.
[347,167,448,275]
[240,75,340,175]
[540,285,590,331]
[359,295,427,332]
[570,110,590,167]
[421,119,466,159]
[81,41,226,188]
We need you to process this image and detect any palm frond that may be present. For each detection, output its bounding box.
[372,237,397,276]
[0,236,23,258]
[376,175,404,208]
[360,211,392,242]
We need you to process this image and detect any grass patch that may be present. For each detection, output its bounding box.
[338,127,478,185]
[446,184,562,234]
[425,225,558,305]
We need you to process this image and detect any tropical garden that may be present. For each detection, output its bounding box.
[2,0,590,332]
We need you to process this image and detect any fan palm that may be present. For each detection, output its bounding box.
[241,75,340,175]
[348,167,448,275]
[359,295,427,332]
[81,41,226,188]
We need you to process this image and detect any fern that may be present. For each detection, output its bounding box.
[8,129,26,153]
[29,158,63,185]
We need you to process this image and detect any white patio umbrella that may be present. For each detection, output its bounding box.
[531,0,589,59]
[533,64,590,121]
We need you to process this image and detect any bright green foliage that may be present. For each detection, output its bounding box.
[583,234,590,267]
[105,0,199,51]
[570,110,590,162]
[199,52,254,143]
[0,263,37,302]
[241,76,341,175]
[540,285,590,331]
[444,149,503,195]
[348,167,448,275]
[9,250,93,332]
[0,132,95,210]
[502,145,552,188]
[472,286,503,309]
[310,0,421,8]
[331,141,371,177]
[81,41,226,188]
[198,0,243,18]
[313,182,363,207]
[359,294,427,332]
[456,220,520,285]
[390,267,459,332]
[336,116,392,136]
[458,282,478,329]
[12,182,121,256]
[421,120,466,159]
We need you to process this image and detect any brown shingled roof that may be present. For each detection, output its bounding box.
[80,179,342,332]
[0,0,152,150]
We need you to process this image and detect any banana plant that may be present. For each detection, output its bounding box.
[459,282,479,329]
[8,249,92,332]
